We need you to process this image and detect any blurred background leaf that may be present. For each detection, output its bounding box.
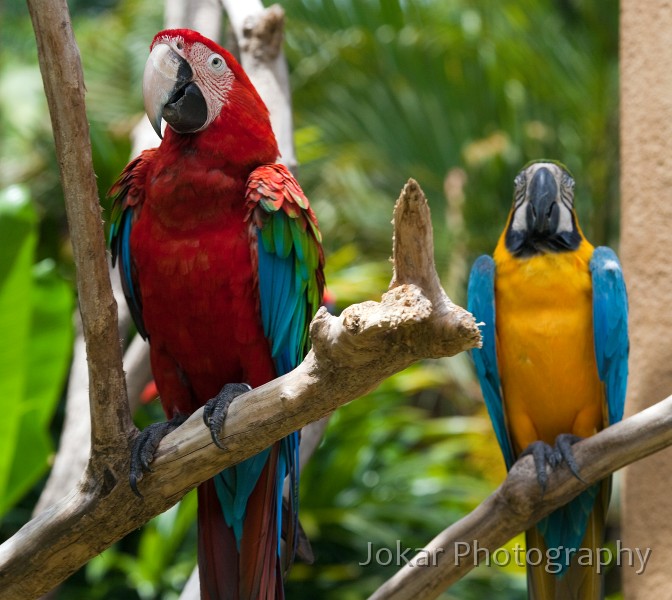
[0,186,73,519]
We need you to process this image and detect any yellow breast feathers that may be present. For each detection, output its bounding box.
[492,238,604,455]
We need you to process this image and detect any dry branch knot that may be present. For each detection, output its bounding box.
[241,5,285,61]
[342,285,432,335]
[307,179,481,373]
[390,179,443,300]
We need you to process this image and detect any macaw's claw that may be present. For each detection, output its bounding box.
[554,433,585,482]
[521,441,557,492]
[521,434,586,493]
[130,413,188,497]
[203,383,252,449]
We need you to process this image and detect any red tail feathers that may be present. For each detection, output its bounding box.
[197,444,284,600]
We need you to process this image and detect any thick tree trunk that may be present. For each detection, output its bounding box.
[620,1,672,596]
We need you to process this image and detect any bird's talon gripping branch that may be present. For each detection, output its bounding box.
[520,435,586,493]
[554,433,586,482]
[520,441,558,492]
[130,413,188,497]
[203,383,252,449]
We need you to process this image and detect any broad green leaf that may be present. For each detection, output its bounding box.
[1,260,73,515]
[0,187,73,517]
[0,185,37,518]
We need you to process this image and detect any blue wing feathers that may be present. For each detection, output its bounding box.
[467,255,516,470]
[258,245,302,363]
[216,164,323,563]
[590,246,629,425]
[251,166,322,568]
[109,173,147,339]
[257,208,317,377]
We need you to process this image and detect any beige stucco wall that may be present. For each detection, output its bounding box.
[620,1,672,597]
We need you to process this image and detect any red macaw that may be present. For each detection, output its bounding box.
[109,29,325,600]
[468,161,628,598]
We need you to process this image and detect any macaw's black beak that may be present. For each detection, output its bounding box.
[142,43,208,138]
[527,166,560,235]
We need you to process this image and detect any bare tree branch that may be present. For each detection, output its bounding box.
[368,394,672,600]
[166,0,223,38]
[25,0,132,453]
[33,320,89,516]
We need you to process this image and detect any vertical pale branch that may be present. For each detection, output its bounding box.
[33,326,89,516]
[165,0,223,38]
[34,270,138,517]
[26,1,132,454]
[222,0,297,170]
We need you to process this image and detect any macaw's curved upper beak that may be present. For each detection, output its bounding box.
[142,43,208,138]
[527,166,560,235]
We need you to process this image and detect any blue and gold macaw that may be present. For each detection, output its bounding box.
[468,161,628,599]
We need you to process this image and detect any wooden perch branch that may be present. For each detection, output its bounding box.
[369,394,672,600]
[0,176,479,599]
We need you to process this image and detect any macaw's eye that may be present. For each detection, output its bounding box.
[208,54,226,73]
[513,173,526,204]
[562,173,575,191]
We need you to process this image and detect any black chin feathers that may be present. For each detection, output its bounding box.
[505,225,582,258]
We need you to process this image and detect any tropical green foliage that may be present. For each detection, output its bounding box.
[0,0,619,598]
[0,186,73,519]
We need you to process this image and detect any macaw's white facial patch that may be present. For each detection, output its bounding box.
[184,42,235,130]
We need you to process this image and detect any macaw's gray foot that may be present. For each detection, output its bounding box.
[130,413,188,497]
[520,434,585,493]
[554,433,585,481]
[203,383,252,449]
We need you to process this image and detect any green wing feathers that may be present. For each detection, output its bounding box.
[245,163,325,375]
